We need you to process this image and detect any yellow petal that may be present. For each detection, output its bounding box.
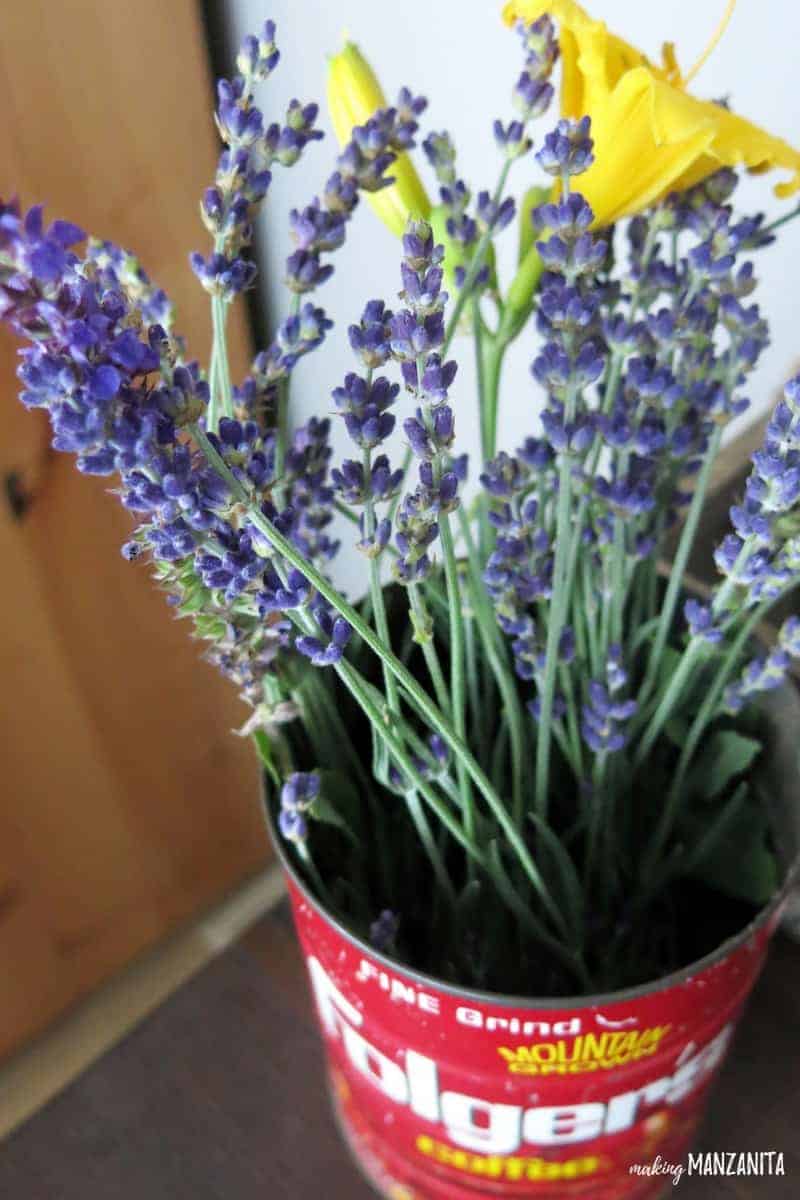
[502,0,800,217]
[580,68,717,223]
[669,104,800,199]
[326,41,431,237]
[503,1,668,126]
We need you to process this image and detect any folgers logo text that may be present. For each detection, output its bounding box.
[497,1024,672,1075]
[308,956,732,1158]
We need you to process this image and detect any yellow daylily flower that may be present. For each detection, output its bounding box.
[327,41,431,237]
[502,0,800,225]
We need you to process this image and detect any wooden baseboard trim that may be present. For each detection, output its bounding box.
[0,865,286,1140]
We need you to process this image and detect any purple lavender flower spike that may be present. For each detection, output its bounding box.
[387,220,463,581]
[684,598,723,644]
[193,22,327,302]
[722,646,792,715]
[582,682,637,754]
[536,116,594,178]
[278,771,321,843]
[348,300,393,368]
[295,605,352,667]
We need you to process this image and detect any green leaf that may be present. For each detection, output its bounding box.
[631,615,662,654]
[314,771,361,847]
[664,714,690,747]
[252,729,280,787]
[454,879,483,938]
[657,646,683,687]
[178,587,211,615]
[658,648,691,747]
[194,614,227,641]
[686,730,762,801]
[527,812,584,949]
[486,841,561,947]
[676,784,779,905]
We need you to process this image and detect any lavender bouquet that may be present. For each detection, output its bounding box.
[4,3,800,995]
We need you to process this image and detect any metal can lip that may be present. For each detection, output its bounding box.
[265,792,798,1012]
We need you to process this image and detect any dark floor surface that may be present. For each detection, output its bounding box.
[1,903,798,1199]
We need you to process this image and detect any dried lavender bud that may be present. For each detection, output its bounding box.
[295,604,352,667]
[536,116,594,177]
[369,910,400,952]
[278,770,321,843]
[582,682,637,753]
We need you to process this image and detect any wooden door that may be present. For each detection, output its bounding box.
[0,0,270,1058]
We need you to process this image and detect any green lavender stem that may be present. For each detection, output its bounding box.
[535,386,578,818]
[360,433,457,900]
[633,535,758,764]
[456,506,526,825]
[333,654,567,931]
[387,161,515,530]
[439,511,475,841]
[206,296,233,433]
[638,424,723,706]
[274,295,301,492]
[479,331,508,464]
[641,595,780,877]
[408,584,451,716]
[192,425,565,920]
[412,340,475,841]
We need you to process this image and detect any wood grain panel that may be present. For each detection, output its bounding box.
[0,0,270,1057]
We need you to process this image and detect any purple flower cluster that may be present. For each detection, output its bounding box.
[581,646,637,753]
[282,416,340,566]
[512,16,558,119]
[530,174,608,477]
[723,617,800,714]
[0,196,351,706]
[422,132,486,290]
[2,202,199,478]
[684,598,723,644]
[536,116,594,178]
[278,771,320,842]
[629,179,768,505]
[570,169,771,584]
[422,14,556,292]
[234,302,333,423]
[715,374,800,607]
[388,733,450,792]
[481,448,553,673]
[369,909,400,951]
[192,20,323,300]
[295,607,352,667]
[331,302,405,560]
[284,88,427,299]
[389,221,463,583]
[233,87,427,422]
[495,15,558,165]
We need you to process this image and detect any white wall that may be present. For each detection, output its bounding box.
[220,0,800,562]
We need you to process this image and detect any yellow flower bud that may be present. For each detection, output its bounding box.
[517,184,553,265]
[327,40,431,237]
[490,186,551,340]
[503,243,545,340]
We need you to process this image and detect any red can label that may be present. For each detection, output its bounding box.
[287,876,781,1199]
